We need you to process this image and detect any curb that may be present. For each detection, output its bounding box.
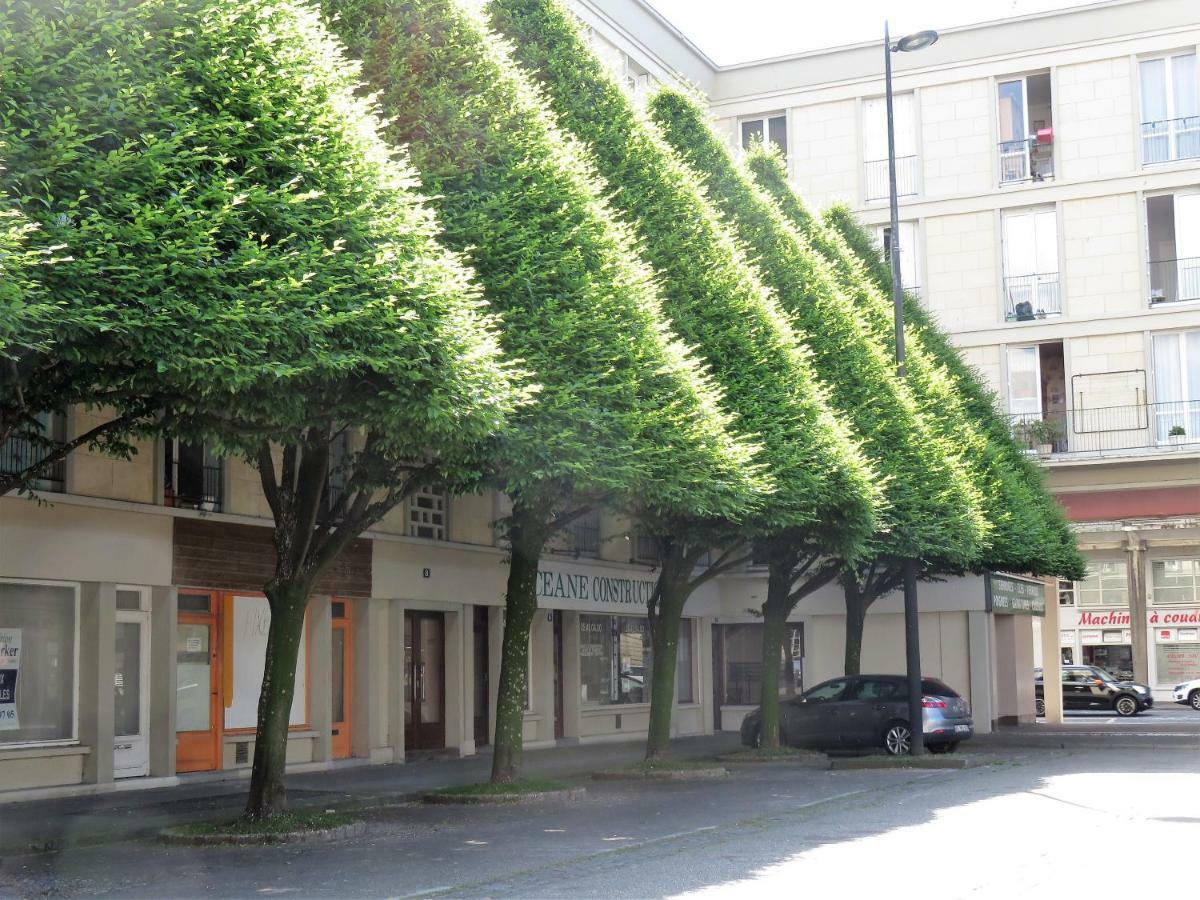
[716,753,827,766]
[158,821,366,847]
[827,756,972,771]
[421,787,587,805]
[591,766,729,781]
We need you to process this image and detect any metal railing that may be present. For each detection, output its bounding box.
[0,434,66,491]
[1142,116,1200,164]
[998,137,1054,184]
[1148,256,1200,305]
[1005,401,1200,457]
[565,512,600,558]
[164,460,223,511]
[1003,271,1061,320]
[864,155,918,202]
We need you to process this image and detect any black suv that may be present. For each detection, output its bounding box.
[1034,665,1153,717]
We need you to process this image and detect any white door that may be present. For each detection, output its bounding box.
[1174,193,1200,301]
[1003,208,1059,316]
[114,611,150,778]
[1008,346,1043,421]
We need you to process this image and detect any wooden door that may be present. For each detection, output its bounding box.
[405,611,445,751]
[331,599,353,759]
[175,591,220,773]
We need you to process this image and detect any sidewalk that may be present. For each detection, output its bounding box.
[0,733,741,855]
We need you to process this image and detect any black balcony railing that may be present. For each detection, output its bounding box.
[0,434,66,491]
[1003,272,1061,320]
[864,156,918,202]
[164,461,223,511]
[1142,116,1200,164]
[1006,401,1200,458]
[1148,256,1200,305]
[633,531,658,565]
[998,137,1054,184]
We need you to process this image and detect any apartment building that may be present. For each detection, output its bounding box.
[580,0,1200,695]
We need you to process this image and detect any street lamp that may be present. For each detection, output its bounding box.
[884,21,938,755]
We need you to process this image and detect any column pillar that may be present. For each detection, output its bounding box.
[352,596,389,761]
[561,611,581,741]
[444,607,469,755]
[308,595,333,763]
[966,611,994,733]
[1126,531,1149,684]
[697,617,715,735]
[149,586,177,777]
[79,582,116,785]
[1039,578,1064,724]
[387,599,406,763]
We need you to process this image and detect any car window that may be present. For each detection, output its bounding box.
[920,678,959,698]
[803,679,848,703]
[853,679,902,700]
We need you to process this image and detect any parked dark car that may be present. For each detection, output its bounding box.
[739,675,973,756]
[1034,665,1153,717]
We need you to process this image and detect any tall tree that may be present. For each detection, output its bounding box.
[3,0,523,819]
[487,0,881,759]
[324,0,766,782]
[749,154,1085,604]
[647,89,987,743]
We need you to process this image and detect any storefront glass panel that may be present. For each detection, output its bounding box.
[113,621,142,737]
[0,582,77,745]
[578,614,694,706]
[1156,642,1200,684]
[715,623,803,705]
[175,623,212,732]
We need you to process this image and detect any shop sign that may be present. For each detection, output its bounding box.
[986,574,1045,616]
[1080,630,1102,644]
[1148,608,1200,626]
[0,628,20,731]
[1160,629,1176,641]
[1059,630,1074,646]
[1078,610,1130,626]
[535,565,657,613]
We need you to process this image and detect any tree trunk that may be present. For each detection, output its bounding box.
[490,504,548,784]
[757,563,792,750]
[843,580,867,677]
[644,571,686,760]
[244,586,309,820]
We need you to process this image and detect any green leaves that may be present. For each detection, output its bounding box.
[487,0,879,558]
[648,89,985,569]
[323,0,763,521]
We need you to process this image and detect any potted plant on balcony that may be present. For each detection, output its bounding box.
[1015,418,1064,457]
[1168,424,1188,445]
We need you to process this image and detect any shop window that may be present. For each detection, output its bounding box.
[578,614,694,706]
[715,622,803,705]
[1155,642,1200,685]
[1151,559,1200,605]
[408,486,447,541]
[0,581,78,745]
[1075,561,1129,607]
[224,595,307,730]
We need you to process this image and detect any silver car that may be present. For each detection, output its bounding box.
[740,675,973,755]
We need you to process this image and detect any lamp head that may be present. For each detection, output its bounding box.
[893,30,939,53]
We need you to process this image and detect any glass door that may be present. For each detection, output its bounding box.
[404,611,445,751]
[998,78,1030,182]
[331,600,352,759]
[114,610,150,778]
[176,592,220,773]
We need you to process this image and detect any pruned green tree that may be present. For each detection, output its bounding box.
[647,89,987,742]
[749,155,1085,603]
[323,0,766,781]
[3,0,524,819]
[487,0,881,759]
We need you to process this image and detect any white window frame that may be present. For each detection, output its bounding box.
[738,112,788,159]
[0,578,81,749]
[1150,559,1200,606]
[1139,51,1200,166]
[1075,561,1130,608]
[862,93,918,202]
[1150,327,1200,441]
[1001,206,1061,320]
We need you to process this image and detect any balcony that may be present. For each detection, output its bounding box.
[863,156,917,202]
[998,136,1054,185]
[1149,256,1200,305]
[1006,401,1200,459]
[1003,272,1061,321]
[1142,115,1200,165]
[0,434,66,492]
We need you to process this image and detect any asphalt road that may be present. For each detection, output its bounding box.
[3,742,1199,898]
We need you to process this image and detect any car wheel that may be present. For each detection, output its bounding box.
[1189,690,1200,711]
[1035,698,1046,717]
[1114,695,1139,717]
[883,722,912,756]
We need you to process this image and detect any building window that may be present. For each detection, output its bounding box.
[1058,579,1076,606]
[632,529,658,565]
[997,71,1054,185]
[321,431,351,523]
[1151,329,1200,442]
[0,412,66,493]
[566,508,601,559]
[862,93,917,201]
[1002,207,1061,320]
[1151,559,1200,606]
[0,581,78,745]
[163,439,222,511]
[1140,52,1199,165]
[740,113,787,158]
[1156,641,1200,685]
[578,614,693,706]
[1147,192,1200,305]
[408,486,447,541]
[1005,342,1067,452]
[715,622,803,705]
[878,222,920,295]
[1076,562,1129,607]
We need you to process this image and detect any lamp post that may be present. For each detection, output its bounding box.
[884,21,938,755]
